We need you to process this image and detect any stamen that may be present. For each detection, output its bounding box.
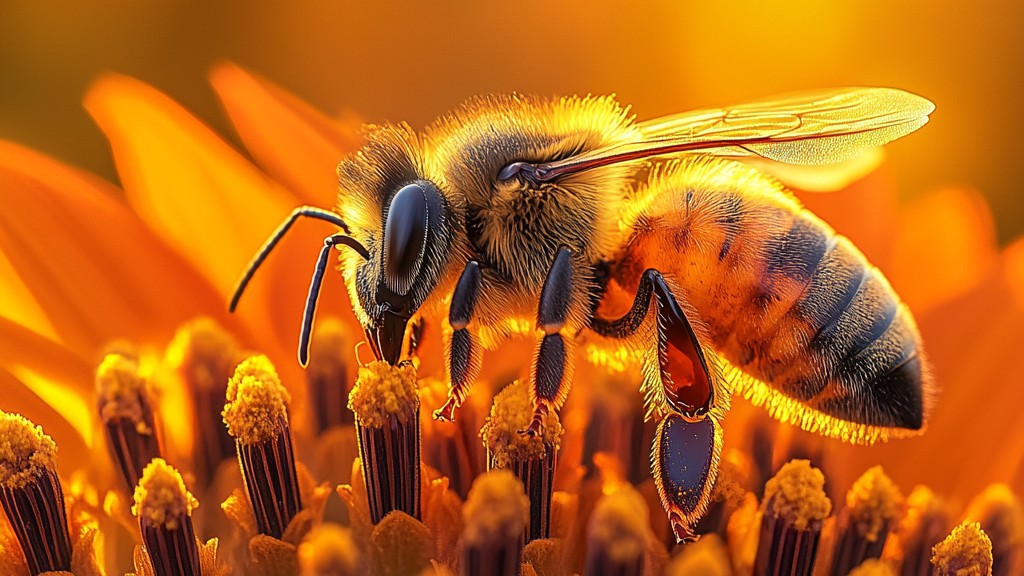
[583,485,649,576]
[132,458,201,576]
[480,381,563,542]
[460,470,530,576]
[889,485,951,576]
[96,353,162,493]
[963,484,1024,576]
[297,523,361,576]
[0,412,72,575]
[222,355,303,539]
[171,318,240,485]
[829,466,905,575]
[753,459,832,576]
[347,360,421,523]
[931,522,993,575]
[306,318,354,434]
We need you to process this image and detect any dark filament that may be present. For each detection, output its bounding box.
[357,406,421,524]
[0,469,72,575]
[237,422,304,539]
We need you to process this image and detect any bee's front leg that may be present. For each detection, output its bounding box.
[523,247,575,436]
[434,261,483,422]
[592,270,723,541]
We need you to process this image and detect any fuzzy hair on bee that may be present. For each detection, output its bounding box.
[230,86,936,540]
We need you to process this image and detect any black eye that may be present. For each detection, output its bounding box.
[383,183,428,296]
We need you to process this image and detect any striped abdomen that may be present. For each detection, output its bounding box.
[622,158,928,431]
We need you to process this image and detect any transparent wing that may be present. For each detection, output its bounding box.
[500,87,934,183]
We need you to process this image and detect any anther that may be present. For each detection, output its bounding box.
[297,523,361,576]
[460,470,530,576]
[0,412,72,575]
[829,466,905,575]
[931,522,993,575]
[347,361,421,523]
[96,352,162,493]
[481,381,562,542]
[306,318,354,433]
[584,485,650,576]
[132,458,201,576]
[222,355,303,539]
[753,459,832,576]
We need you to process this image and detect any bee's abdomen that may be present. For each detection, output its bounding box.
[626,159,927,431]
[763,234,925,430]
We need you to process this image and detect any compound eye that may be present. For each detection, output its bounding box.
[383,183,428,296]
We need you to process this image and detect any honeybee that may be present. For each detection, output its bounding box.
[230,87,935,540]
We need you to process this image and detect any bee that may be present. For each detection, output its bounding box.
[230,87,935,540]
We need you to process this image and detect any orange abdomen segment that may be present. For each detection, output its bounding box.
[623,159,928,431]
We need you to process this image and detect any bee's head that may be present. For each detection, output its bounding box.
[357,179,452,364]
[338,124,456,365]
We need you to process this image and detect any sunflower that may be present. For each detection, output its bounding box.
[0,64,1018,575]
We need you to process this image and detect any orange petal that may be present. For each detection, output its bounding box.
[84,73,354,381]
[0,317,94,464]
[0,141,232,353]
[0,248,57,342]
[1002,236,1024,311]
[887,187,998,314]
[209,61,363,206]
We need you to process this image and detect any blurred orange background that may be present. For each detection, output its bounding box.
[1,1,1021,242]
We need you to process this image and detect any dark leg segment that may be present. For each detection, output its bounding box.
[592,269,713,418]
[653,414,718,542]
[435,262,483,422]
[526,247,575,436]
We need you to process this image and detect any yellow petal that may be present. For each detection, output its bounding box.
[887,187,998,314]
[0,140,231,353]
[209,61,362,206]
[84,74,354,367]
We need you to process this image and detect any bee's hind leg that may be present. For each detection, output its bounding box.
[434,261,484,422]
[523,247,576,436]
[592,269,722,541]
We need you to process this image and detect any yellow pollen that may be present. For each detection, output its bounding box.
[222,355,291,445]
[462,470,530,546]
[0,412,57,489]
[587,484,650,563]
[347,361,418,428]
[297,523,360,576]
[132,458,198,530]
[480,381,563,467]
[95,353,150,428]
[931,522,993,576]
[762,459,832,531]
[846,466,905,542]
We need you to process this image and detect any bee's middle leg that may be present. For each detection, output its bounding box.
[434,261,483,422]
[523,247,575,436]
